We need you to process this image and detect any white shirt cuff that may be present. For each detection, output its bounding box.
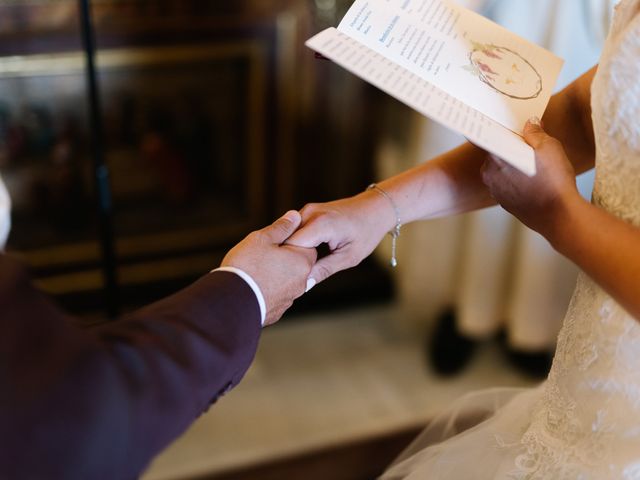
[0,173,11,250]
[213,267,266,326]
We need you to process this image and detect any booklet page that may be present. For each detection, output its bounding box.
[306,28,535,175]
[337,0,563,133]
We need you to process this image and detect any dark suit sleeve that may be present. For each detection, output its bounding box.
[0,254,262,480]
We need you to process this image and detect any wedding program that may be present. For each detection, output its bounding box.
[306,0,564,176]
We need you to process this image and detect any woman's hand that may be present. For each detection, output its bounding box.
[481,118,582,239]
[286,189,398,287]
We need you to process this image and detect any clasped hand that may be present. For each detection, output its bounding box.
[225,119,581,326]
[480,118,581,240]
[284,119,582,289]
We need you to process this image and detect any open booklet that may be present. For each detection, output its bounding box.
[306,0,564,176]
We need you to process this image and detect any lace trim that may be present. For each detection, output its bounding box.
[500,269,640,478]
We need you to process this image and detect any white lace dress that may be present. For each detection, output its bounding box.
[382,1,640,478]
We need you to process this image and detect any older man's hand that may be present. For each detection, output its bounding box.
[222,211,317,326]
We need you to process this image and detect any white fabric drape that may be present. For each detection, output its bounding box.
[380,0,615,349]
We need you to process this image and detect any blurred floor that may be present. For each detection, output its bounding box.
[142,304,536,480]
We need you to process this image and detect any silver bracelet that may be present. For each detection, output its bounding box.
[367,183,402,268]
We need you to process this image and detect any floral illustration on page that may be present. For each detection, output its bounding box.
[463,41,543,100]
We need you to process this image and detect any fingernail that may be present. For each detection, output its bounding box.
[283,210,299,222]
[305,278,317,293]
[528,116,541,127]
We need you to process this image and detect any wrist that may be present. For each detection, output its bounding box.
[361,184,404,267]
[545,189,587,252]
[356,188,399,236]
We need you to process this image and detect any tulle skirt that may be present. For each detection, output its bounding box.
[381,385,545,479]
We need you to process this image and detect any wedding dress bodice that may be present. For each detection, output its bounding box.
[511,1,640,477]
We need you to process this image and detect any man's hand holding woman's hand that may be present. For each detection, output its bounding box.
[222,211,317,326]
[225,118,582,327]
[282,118,585,293]
[225,185,398,327]
[285,188,398,287]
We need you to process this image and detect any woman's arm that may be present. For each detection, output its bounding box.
[375,66,598,224]
[481,120,640,320]
[553,196,640,319]
[288,67,598,284]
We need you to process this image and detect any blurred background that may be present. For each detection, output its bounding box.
[0,0,394,317]
[0,1,614,479]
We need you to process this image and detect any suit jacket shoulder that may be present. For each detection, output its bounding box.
[0,254,261,479]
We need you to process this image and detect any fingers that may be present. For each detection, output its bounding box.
[307,253,351,291]
[287,224,323,248]
[523,117,569,174]
[481,153,527,200]
[262,210,302,245]
[488,154,508,169]
[285,244,318,268]
[523,116,552,150]
[286,211,334,248]
[481,154,503,186]
[273,244,318,295]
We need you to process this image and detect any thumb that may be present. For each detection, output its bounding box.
[307,251,351,285]
[262,210,302,244]
[523,116,549,149]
